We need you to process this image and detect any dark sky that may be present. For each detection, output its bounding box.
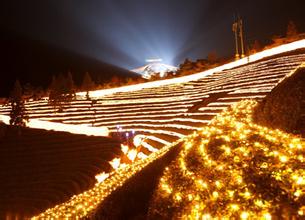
[0,0,304,70]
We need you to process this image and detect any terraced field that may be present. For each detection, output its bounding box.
[1,49,305,156]
[0,124,121,218]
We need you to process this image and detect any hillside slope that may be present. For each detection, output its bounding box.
[0,123,121,219]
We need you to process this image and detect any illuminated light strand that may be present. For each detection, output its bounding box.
[54,118,209,130]
[28,113,211,125]
[24,103,194,116]
[0,115,109,136]
[140,141,159,153]
[27,108,216,120]
[29,108,189,120]
[23,99,198,111]
[107,122,200,131]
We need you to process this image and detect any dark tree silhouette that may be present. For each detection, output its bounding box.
[9,80,28,127]
[82,72,95,100]
[66,71,75,99]
[286,21,298,38]
[33,86,45,101]
[23,83,34,99]
[249,40,262,54]
[48,75,61,111]
[48,73,76,112]
[207,51,217,64]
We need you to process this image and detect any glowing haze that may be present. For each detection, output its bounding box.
[1,0,304,70]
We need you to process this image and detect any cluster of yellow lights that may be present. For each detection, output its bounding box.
[150,100,305,219]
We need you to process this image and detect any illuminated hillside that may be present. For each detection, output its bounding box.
[13,40,303,218]
[149,100,305,219]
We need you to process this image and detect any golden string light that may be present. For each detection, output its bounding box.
[149,100,305,219]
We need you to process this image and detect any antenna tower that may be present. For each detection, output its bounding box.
[233,16,246,59]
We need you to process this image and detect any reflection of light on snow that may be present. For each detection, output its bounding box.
[143,63,177,78]
[132,59,178,79]
[0,115,109,136]
[109,158,121,169]
[78,39,305,98]
[95,172,109,183]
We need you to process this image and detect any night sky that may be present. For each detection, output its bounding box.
[0,0,304,71]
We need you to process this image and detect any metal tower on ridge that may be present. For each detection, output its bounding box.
[233,16,245,59]
[233,21,240,59]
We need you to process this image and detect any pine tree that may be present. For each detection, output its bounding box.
[48,73,76,112]
[48,75,61,111]
[249,40,261,54]
[82,72,95,100]
[66,71,75,99]
[286,21,298,38]
[23,83,34,98]
[9,80,29,127]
